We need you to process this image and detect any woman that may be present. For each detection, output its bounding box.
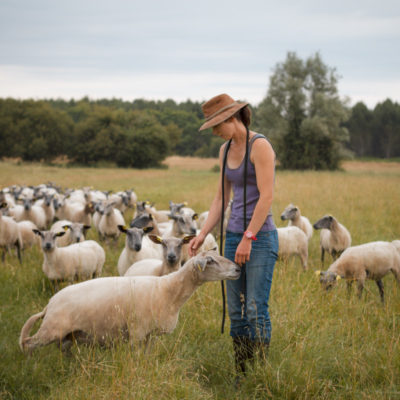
[188,93,278,377]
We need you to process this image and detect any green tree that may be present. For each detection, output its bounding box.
[255,52,350,169]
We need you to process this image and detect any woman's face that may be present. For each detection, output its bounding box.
[211,117,236,140]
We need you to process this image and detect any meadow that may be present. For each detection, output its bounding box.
[1,157,400,400]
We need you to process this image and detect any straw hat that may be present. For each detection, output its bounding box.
[199,94,249,131]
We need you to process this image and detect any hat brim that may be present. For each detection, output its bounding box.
[199,102,248,131]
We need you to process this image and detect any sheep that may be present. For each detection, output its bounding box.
[19,250,240,354]
[64,200,94,226]
[316,241,400,303]
[0,206,22,263]
[50,220,90,247]
[277,226,308,270]
[35,193,55,227]
[130,213,163,236]
[280,203,313,240]
[313,215,351,265]
[98,201,125,243]
[17,220,40,250]
[124,234,196,277]
[117,226,162,276]
[33,229,105,286]
[11,198,47,229]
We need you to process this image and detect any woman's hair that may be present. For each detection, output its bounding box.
[233,105,252,128]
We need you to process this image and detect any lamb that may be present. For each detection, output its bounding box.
[316,241,400,303]
[313,215,351,265]
[124,234,196,277]
[117,226,162,276]
[33,229,105,286]
[50,220,90,247]
[0,206,22,263]
[280,203,313,240]
[277,226,308,270]
[19,250,240,354]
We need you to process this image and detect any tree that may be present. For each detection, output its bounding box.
[255,52,350,169]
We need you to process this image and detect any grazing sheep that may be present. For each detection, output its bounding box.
[0,206,22,263]
[317,241,400,303]
[280,203,313,240]
[33,229,105,285]
[313,215,351,265]
[50,220,90,247]
[124,234,196,277]
[19,250,240,354]
[117,226,161,276]
[277,226,308,270]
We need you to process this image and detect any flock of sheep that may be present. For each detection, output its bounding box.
[0,182,399,356]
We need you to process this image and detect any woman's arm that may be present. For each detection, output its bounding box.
[188,143,232,256]
[234,138,275,265]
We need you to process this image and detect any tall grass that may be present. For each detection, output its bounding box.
[1,159,399,399]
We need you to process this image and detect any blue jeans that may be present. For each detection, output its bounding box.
[225,230,278,343]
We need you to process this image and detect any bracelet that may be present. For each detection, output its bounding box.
[243,230,257,241]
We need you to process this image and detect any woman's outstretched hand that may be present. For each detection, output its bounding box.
[235,238,252,266]
[188,233,205,257]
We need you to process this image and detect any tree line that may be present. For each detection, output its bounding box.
[1,53,399,169]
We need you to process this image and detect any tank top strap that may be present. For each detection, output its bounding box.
[249,133,267,153]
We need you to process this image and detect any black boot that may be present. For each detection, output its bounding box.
[233,336,254,386]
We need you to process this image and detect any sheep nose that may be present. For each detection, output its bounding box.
[45,243,52,250]
[135,244,141,251]
[190,228,196,234]
[280,215,284,220]
[167,254,177,263]
[76,237,80,243]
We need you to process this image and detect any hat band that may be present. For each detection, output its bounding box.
[205,101,240,121]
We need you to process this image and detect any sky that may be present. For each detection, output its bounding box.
[1,0,399,109]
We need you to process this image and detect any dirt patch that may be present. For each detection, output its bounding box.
[163,156,219,170]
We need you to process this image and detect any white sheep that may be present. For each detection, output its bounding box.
[50,220,90,247]
[17,220,40,250]
[313,215,351,265]
[0,207,22,263]
[33,229,105,285]
[317,241,400,303]
[277,226,308,270]
[98,201,125,243]
[35,193,55,227]
[280,203,313,241]
[19,250,240,354]
[12,198,47,229]
[117,226,162,276]
[124,234,195,277]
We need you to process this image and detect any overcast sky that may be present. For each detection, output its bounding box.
[1,0,399,108]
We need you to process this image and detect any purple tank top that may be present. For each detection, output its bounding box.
[225,133,276,233]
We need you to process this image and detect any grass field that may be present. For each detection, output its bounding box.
[1,157,400,399]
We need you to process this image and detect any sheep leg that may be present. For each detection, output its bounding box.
[1,249,5,263]
[375,280,384,303]
[300,249,308,271]
[346,280,353,297]
[16,240,22,264]
[332,250,338,261]
[356,280,364,299]
[320,248,325,266]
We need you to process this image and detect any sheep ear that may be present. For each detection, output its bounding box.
[83,225,91,231]
[192,213,198,221]
[55,231,66,237]
[148,213,154,221]
[315,270,321,276]
[118,225,127,233]
[0,202,7,209]
[32,229,43,237]
[196,258,207,272]
[183,201,188,206]
[148,235,163,244]
[143,226,154,234]
[168,214,178,221]
[336,275,341,281]
[182,234,196,244]
[62,225,71,231]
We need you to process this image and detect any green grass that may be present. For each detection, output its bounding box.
[1,159,400,399]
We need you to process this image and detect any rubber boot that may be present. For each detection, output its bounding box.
[233,336,254,387]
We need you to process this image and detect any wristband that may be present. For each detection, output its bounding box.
[243,230,257,241]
